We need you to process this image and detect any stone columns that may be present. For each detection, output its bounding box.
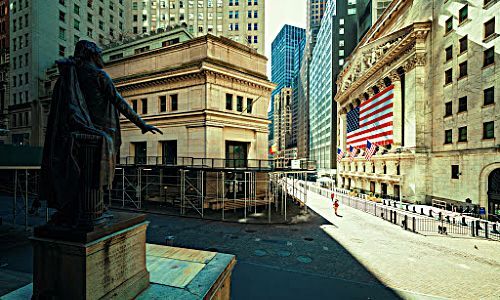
[389,71,402,148]
[339,110,347,152]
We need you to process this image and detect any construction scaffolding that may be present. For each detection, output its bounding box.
[0,159,317,225]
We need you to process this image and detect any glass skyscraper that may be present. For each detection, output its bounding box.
[269,25,305,145]
[309,0,334,170]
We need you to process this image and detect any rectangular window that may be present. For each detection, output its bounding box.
[74,19,80,30]
[458,126,467,142]
[445,46,452,61]
[459,36,468,53]
[484,121,495,139]
[59,27,66,40]
[246,98,253,113]
[484,0,494,6]
[236,96,243,112]
[159,96,167,112]
[459,62,467,78]
[458,96,467,112]
[161,141,177,165]
[445,129,453,144]
[484,18,495,39]
[445,68,452,84]
[445,16,453,34]
[59,45,65,57]
[170,94,178,111]
[484,87,494,105]
[484,47,494,67]
[253,10,258,18]
[141,98,148,114]
[133,142,147,165]
[226,93,233,110]
[87,13,93,23]
[74,4,80,15]
[59,11,65,22]
[445,101,452,116]
[458,5,468,24]
[132,100,138,112]
[483,121,495,139]
[451,165,460,179]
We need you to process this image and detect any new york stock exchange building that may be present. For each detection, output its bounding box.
[335,0,499,220]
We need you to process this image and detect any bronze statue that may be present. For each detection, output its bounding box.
[41,40,162,229]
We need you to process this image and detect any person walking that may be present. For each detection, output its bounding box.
[333,199,340,216]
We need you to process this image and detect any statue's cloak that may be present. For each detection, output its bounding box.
[40,59,114,211]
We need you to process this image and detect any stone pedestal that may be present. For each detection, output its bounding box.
[31,212,150,300]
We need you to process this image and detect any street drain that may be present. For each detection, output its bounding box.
[277,250,291,257]
[254,249,268,257]
[304,237,314,241]
[297,256,313,264]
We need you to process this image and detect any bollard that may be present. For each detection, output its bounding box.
[461,217,467,226]
[485,223,489,239]
[412,206,416,213]
[438,212,442,221]
[393,201,397,208]
[471,221,475,237]
[445,216,450,223]
[412,217,416,232]
[420,208,425,215]
[493,223,499,234]
[405,204,409,211]
[429,210,433,218]
[389,210,392,222]
[393,211,397,224]
[383,200,386,205]
[475,220,480,237]
[404,215,408,230]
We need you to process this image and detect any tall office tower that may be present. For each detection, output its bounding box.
[0,0,8,144]
[307,0,328,47]
[296,0,327,159]
[357,0,392,39]
[268,25,305,149]
[309,0,390,175]
[8,0,126,146]
[125,0,265,54]
[290,37,306,150]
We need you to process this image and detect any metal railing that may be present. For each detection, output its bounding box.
[118,156,276,170]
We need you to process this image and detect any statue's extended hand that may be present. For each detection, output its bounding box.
[142,124,163,135]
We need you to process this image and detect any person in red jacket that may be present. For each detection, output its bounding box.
[333,199,340,216]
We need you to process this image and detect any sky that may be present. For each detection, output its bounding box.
[265,0,307,76]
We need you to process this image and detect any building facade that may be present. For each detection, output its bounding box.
[296,0,328,159]
[124,0,265,54]
[8,0,126,146]
[103,34,274,167]
[0,0,8,143]
[268,25,305,148]
[273,88,295,168]
[309,0,390,175]
[309,0,334,172]
[335,0,499,220]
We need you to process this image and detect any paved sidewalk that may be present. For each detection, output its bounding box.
[284,181,500,299]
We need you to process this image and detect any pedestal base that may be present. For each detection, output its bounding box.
[31,213,150,300]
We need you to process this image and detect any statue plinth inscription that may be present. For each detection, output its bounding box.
[31,212,150,300]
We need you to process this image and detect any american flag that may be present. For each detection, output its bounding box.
[337,148,344,162]
[365,140,377,161]
[349,145,355,161]
[346,85,394,148]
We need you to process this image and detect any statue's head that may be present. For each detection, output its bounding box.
[74,40,104,69]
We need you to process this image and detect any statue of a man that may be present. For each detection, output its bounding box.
[41,40,162,228]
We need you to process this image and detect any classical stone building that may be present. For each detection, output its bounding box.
[104,34,274,167]
[335,0,499,219]
[124,0,265,54]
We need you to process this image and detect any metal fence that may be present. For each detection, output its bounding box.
[302,184,500,241]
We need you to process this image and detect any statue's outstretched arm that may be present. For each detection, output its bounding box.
[99,71,162,134]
